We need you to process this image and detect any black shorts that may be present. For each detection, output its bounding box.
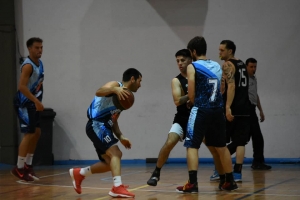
[226,116,250,145]
[172,114,189,140]
[15,106,40,133]
[184,107,226,149]
[86,120,119,162]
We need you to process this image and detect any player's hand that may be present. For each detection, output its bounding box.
[35,101,44,111]
[226,108,234,122]
[186,100,193,109]
[120,137,132,149]
[260,111,265,122]
[115,87,131,100]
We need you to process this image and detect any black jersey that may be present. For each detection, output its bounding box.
[173,74,191,123]
[225,59,250,115]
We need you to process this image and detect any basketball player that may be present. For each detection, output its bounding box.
[147,49,192,186]
[69,68,142,198]
[11,37,44,182]
[176,36,237,193]
[219,40,251,182]
[246,58,271,170]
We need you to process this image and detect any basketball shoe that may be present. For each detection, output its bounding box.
[108,184,135,198]
[176,181,198,193]
[233,172,242,182]
[221,180,238,191]
[147,176,160,186]
[24,163,39,181]
[69,168,85,194]
[210,169,220,181]
[11,166,34,182]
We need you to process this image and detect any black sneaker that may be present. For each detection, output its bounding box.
[221,181,238,191]
[218,178,225,190]
[11,166,34,182]
[25,163,40,181]
[251,163,272,170]
[176,181,198,193]
[147,176,160,186]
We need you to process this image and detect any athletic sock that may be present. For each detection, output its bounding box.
[80,166,92,177]
[188,170,198,184]
[152,166,161,177]
[113,176,122,187]
[234,164,243,173]
[225,172,234,182]
[25,154,34,165]
[17,156,25,169]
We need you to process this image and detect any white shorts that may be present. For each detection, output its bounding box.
[169,123,184,142]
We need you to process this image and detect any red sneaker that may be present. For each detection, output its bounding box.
[176,181,198,193]
[69,168,85,194]
[108,184,135,198]
[24,163,39,181]
[11,166,34,182]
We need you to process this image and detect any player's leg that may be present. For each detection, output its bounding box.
[177,107,203,193]
[231,118,250,182]
[25,125,41,181]
[11,107,36,182]
[147,123,182,186]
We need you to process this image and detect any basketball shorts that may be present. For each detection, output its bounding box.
[226,116,250,146]
[86,119,119,161]
[169,116,189,141]
[15,106,41,133]
[184,107,226,149]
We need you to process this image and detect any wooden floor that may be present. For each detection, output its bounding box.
[0,163,300,200]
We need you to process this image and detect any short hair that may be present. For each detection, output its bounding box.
[26,37,43,48]
[220,40,236,55]
[187,36,207,56]
[175,49,192,59]
[122,68,142,82]
[245,58,257,65]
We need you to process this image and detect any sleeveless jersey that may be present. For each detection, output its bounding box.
[192,60,223,108]
[175,74,190,117]
[15,57,44,107]
[87,82,123,127]
[226,59,250,115]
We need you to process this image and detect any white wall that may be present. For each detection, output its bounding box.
[14,0,300,161]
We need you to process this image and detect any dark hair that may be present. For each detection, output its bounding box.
[122,68,142,82]
[220,40,236,55]
[26,37,43,48]
[245,58,257,65]
[175,49,192,59]
[187,36,207,56]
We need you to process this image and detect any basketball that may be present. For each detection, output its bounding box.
[112,89,135,110]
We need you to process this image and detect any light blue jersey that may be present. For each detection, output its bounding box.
[15,57,44,107]
[192,59,223,108]
[87,82,123,127]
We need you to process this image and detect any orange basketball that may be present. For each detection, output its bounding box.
[112,89,135,110]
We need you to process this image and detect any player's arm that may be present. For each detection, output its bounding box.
[187,64,195,104]
[95,81,130,100]
[221,73,226,94]
[112,119,132,149]
[257,94,265,122]
[222,61,236,121]
[171,78,189,106]
[19,64,44,111]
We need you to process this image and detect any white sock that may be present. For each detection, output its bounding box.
[25,154,34,165]
[17,156,25,168]
[80,166,92,177]
[113,176,122,187]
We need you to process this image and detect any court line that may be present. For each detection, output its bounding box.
[236,178,296,200]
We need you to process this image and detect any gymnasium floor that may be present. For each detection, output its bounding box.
[0,163,300,200]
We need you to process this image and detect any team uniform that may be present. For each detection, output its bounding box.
[226,59,251,150]
[169,74,191,141]
[184,60,225,149]
[86,82,123,161]
[14,57,44,133]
